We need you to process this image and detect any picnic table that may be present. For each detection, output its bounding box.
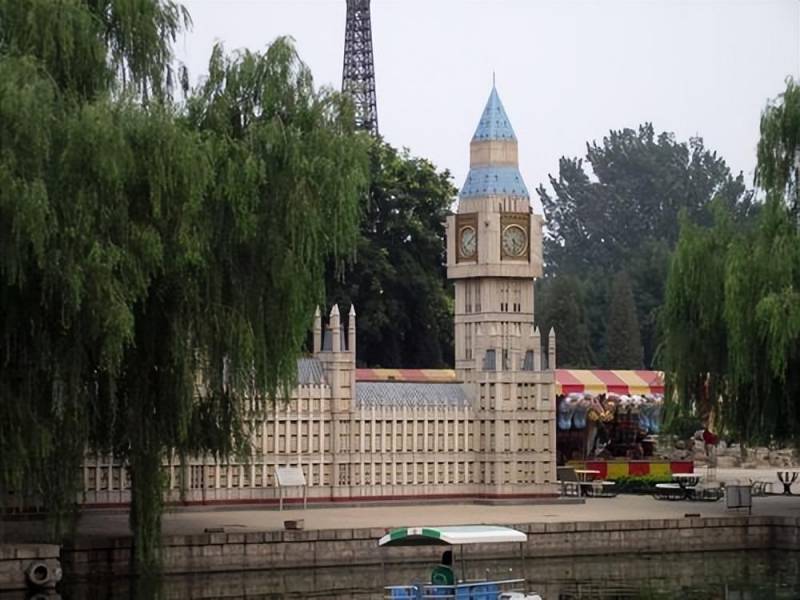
[574,470,601,496]
[777,471,799,496]
[574,469,617,498]
[574,469,600,482]
[557,467,616,498]
[654,483,684,500]
[672,473,702,499]
[655,473,723,502]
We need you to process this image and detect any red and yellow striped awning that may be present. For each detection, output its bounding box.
[556,369,664,396]
[354,367,664,395]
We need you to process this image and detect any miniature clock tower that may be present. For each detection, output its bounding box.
[447,84,547,384]
[446,84,556,493]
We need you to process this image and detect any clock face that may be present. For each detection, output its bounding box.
[502,224,528,257]
[459,226,477,258]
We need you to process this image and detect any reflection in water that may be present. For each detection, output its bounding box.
[22,550,800,599]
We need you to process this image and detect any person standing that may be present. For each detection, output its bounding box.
[702,426,718,457]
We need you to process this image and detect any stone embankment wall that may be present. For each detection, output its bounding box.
[0,544,60,590]
[62,515,800,578]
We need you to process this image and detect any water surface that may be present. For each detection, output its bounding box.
[27,549,800,599]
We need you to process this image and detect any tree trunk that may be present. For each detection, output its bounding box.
[129,438,164,575]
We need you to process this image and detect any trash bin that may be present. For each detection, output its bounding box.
[725,484,752,514]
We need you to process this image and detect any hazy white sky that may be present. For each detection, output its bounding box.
[176,0,799,212]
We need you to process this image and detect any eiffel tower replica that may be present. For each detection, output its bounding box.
[342,0,378,135]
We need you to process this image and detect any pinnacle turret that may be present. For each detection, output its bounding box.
[348,304,356,355]
[313,305,322,353]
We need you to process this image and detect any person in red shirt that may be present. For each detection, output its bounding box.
[702,427,718,457]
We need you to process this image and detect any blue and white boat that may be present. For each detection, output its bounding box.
[378,525,542,600]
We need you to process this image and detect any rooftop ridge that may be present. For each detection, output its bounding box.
[355,368,460,383]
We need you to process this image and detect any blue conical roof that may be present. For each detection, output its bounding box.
[460,166,529,199]
[472,86,516,141]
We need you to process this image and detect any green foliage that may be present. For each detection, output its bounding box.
[0,0,188,100]
[661,205,734,423]
[607,474,673,494]
[185,40,368,403]
[535,276,593,368]
[325,141,456,368]
[0,0,368,575]
[756,77,800,215]
[605,271,643,369]
[538,124,753,367]
[663,78,800,445]
[607,473,673,484]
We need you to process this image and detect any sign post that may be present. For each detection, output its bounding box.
[275,466,307,511]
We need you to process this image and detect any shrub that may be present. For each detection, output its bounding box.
[608,474,673,494]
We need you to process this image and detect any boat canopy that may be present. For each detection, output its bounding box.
[378,525,527,547]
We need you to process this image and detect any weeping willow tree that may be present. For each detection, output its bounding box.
[662,78,800,444]
[0,0,192,542]
[756,78,800,218]
[0,0,368,574]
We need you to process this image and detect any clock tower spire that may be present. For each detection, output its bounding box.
[447,85,545,384]
[446,85,556,493]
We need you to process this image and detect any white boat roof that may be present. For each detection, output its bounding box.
[378,525,527,547]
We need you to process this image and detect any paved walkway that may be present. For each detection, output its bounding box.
[4,467,796,542]
[67,494,800,539]
[62,467,800,539]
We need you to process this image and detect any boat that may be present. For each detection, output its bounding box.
[378,525,543,599]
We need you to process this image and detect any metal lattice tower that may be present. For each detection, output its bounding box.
[342,0,378,135]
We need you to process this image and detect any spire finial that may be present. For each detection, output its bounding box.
[492,70,496,88]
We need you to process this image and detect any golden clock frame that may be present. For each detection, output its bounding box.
[456,213,478,263]
[500,213,530,261]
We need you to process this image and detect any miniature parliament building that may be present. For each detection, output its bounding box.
[81,86,558,506]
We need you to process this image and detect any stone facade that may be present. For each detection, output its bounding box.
[80,85,558,506]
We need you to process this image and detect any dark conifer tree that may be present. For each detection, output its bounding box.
[325,141,456,368]
[537,124,754,366]
[605,272,643,369]
[535,277,593,368]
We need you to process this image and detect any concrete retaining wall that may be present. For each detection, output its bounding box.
[62,515,800,578]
